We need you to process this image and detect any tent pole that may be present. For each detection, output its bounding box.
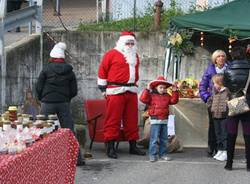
[164,47,172,78]
[173,55,176,81]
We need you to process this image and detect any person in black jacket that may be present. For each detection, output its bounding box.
[224,46,250,171]
[36,42,85,166]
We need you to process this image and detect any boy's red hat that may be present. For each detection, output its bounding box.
[149,76,172,89]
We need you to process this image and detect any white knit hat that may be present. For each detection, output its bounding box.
[50,42,67,58]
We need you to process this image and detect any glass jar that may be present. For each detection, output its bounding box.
[48,114,60,130]
[0,118,3,128]
[36,114,46,121]
[2,111,10,121]
[22,114,30,123]
[8,106,17,122]
[15,120,23,131]
[3,120,11,131]
[47,120,55,132]
[48,114,58,120]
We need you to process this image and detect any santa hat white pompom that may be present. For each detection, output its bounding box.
[57,42,67,50]
[50,42,67,58]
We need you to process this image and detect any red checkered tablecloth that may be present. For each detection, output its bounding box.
[0,128,79,184]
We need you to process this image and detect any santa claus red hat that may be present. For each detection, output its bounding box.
[118,31,136,43]
[149,76,172,89]
[50,42,67,58]
[120,31,136,38]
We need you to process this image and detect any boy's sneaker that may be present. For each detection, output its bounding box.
[159,156,172,161]
[213,150,222,160]
[216,151,227,161]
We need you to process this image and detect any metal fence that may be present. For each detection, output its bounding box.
[4,0,232,46]
[43,0,96,31]
[41,0,232,31]
[105,0,230,21]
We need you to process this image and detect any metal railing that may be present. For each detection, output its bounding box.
[42,0,232,31]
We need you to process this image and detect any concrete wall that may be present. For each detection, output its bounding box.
[43,31,167,122]
[2,31,212,121]
[2,31,221,148]
[2,35,42,110]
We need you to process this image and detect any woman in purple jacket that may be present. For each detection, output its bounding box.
[199,50,228,157]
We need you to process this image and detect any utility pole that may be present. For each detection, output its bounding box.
[154,0,163,31]
[133,0,136,32]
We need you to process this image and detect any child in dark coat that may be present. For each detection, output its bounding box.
[140,76,179,162]
[207,74,230,161]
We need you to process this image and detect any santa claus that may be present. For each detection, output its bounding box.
[97,31,145,158]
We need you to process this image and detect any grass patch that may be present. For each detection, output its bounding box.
[78,9,184,32]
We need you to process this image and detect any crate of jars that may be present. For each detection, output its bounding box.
[0,106,61,155]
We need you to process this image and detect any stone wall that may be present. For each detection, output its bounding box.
[2,31,218,147]
[3,35,42,110]
[3,31,213,123]
[43,31,167,123]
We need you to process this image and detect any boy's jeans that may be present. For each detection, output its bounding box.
[149,124,168,160]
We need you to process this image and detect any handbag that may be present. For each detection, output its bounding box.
[227,71,250,116]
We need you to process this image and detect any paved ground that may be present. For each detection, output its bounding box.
[75,143,250,184]
[4,2,250,184]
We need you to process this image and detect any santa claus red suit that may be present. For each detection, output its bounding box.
[98,31,145,158]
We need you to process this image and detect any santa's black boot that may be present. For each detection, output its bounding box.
[107,141,118,159]
[129,141,146,155]
[224,134,237,171]
[243,135,250,171]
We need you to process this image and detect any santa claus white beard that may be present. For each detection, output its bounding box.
[123,46,137,66]
[115,40,137,66]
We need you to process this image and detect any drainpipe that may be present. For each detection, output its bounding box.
[0,0,6,112]
[154,0,163,31]
[133,0,136,32]
[105,0,110,21]
[53,0,61,16]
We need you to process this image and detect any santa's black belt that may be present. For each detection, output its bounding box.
[107,82,136,86]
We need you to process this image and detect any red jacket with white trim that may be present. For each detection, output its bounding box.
[98,49,139,95]
[140,89,179,120]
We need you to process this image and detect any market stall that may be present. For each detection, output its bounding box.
[164,0,249,146]
[165,0,250,82]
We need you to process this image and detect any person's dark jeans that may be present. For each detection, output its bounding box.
[41,102,74,131]
[41,102,84,163]
[226,112,250,135]
[213,118,227,150]
[225,112,250,170]
[208,109,217,154]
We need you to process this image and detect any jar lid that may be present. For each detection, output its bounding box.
[36,114,46,120]
[22,114,30,118]
[3,120,11,124]
[8,106,17,111]
[14,120,22,125]
[48,114,58,120]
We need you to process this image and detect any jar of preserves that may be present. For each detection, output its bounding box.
[3,120,11,131]
[8,106,17,122]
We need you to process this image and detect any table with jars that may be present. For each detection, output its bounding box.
[0,106,79,184]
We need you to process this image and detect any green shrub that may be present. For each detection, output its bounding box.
[78,8,184,32]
